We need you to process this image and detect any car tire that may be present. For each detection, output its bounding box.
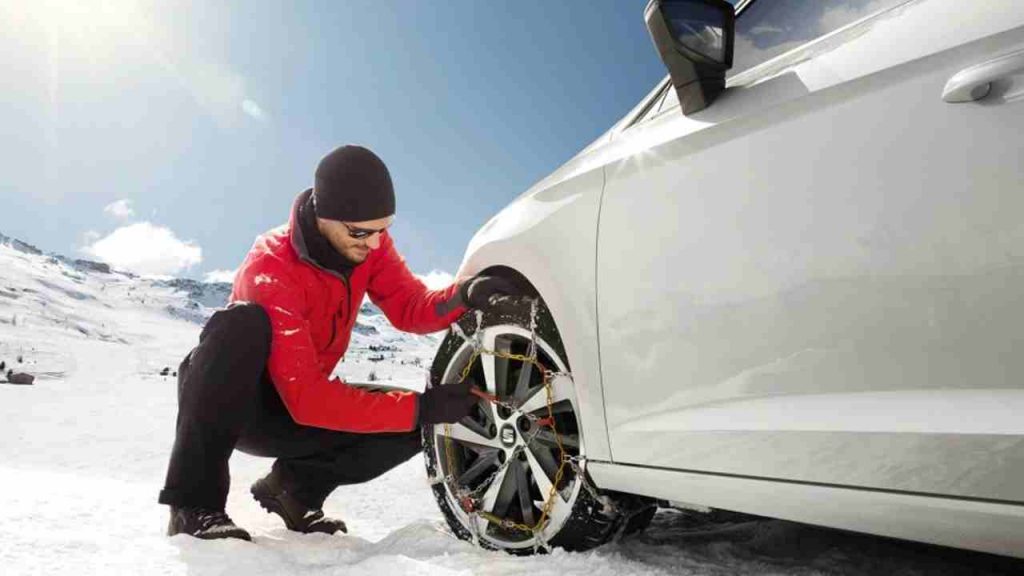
[422,294,655,554]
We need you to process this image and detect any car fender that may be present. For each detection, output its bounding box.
[455,161,612,461]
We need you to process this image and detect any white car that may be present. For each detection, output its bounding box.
[421,0,1024,558]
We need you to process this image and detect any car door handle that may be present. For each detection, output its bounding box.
[942,48,1024,103]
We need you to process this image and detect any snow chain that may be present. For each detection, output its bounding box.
[440,298,602,546]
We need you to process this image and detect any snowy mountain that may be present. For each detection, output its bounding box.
[0,231,440,386]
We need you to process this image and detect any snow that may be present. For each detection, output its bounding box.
[1,237,1020,575]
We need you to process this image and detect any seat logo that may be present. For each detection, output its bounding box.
[500,425,516,446]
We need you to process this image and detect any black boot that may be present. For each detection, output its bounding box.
[168,507,252,541]
[251,471,347,535]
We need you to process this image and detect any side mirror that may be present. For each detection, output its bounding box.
[645,0,735,115]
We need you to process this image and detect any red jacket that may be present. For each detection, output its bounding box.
[230,190,465,433]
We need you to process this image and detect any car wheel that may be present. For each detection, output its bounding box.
[422,295,655,554]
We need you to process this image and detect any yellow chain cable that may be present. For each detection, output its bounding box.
[441,345,572,537]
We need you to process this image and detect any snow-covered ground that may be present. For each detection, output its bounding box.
[1,236,1021,576]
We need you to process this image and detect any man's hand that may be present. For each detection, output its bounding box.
[418,379,479,425]
[458,274,520,311]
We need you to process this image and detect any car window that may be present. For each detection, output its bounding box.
[729,0,908,77]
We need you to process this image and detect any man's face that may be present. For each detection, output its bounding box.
[316,215,394,264]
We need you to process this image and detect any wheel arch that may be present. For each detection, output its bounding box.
[455,252,611,461]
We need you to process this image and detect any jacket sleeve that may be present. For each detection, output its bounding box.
[236,258,419,433]
[367,232,467,334]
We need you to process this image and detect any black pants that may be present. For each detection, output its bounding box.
[158,303,421,511]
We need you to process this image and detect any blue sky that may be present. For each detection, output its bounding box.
[1,1,666,282]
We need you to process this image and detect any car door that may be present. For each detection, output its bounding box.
[596,0,1024,502]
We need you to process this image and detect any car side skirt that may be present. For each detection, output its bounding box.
[587,461,1024,559]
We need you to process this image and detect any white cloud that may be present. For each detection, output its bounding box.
[241,99,266,121]
[103,199,135,220]
[416,270,456,291]
[82,222,202,276]
[204,269,237,284]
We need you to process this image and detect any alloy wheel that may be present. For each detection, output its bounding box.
[433,324,584,549]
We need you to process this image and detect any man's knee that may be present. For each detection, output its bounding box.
[202,302,272,352]
[179,303,272,416]
[223,301,271,333]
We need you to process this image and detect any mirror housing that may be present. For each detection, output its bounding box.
[645,0,735,115]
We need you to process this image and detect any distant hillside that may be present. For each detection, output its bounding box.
[0,230,440,386]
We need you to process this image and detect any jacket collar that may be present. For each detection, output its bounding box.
[289,188,354,281]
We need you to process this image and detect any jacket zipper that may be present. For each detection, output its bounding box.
[326,315,338,349]
[324,276,351,350]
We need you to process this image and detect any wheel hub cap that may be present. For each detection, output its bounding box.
[500,424,517,447]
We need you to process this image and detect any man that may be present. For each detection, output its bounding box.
[159,145,515,541]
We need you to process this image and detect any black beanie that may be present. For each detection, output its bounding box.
[312,145,396,222]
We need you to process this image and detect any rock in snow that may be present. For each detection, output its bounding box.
[5,371,34,385]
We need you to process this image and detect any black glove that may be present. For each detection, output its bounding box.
[418,379,478,425]
[458,275,520,310]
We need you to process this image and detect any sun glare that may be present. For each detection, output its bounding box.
[28,0,150,62]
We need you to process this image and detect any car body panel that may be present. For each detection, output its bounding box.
[596,0,1024,501]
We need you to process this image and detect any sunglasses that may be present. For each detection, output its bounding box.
[342,222,388,240]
